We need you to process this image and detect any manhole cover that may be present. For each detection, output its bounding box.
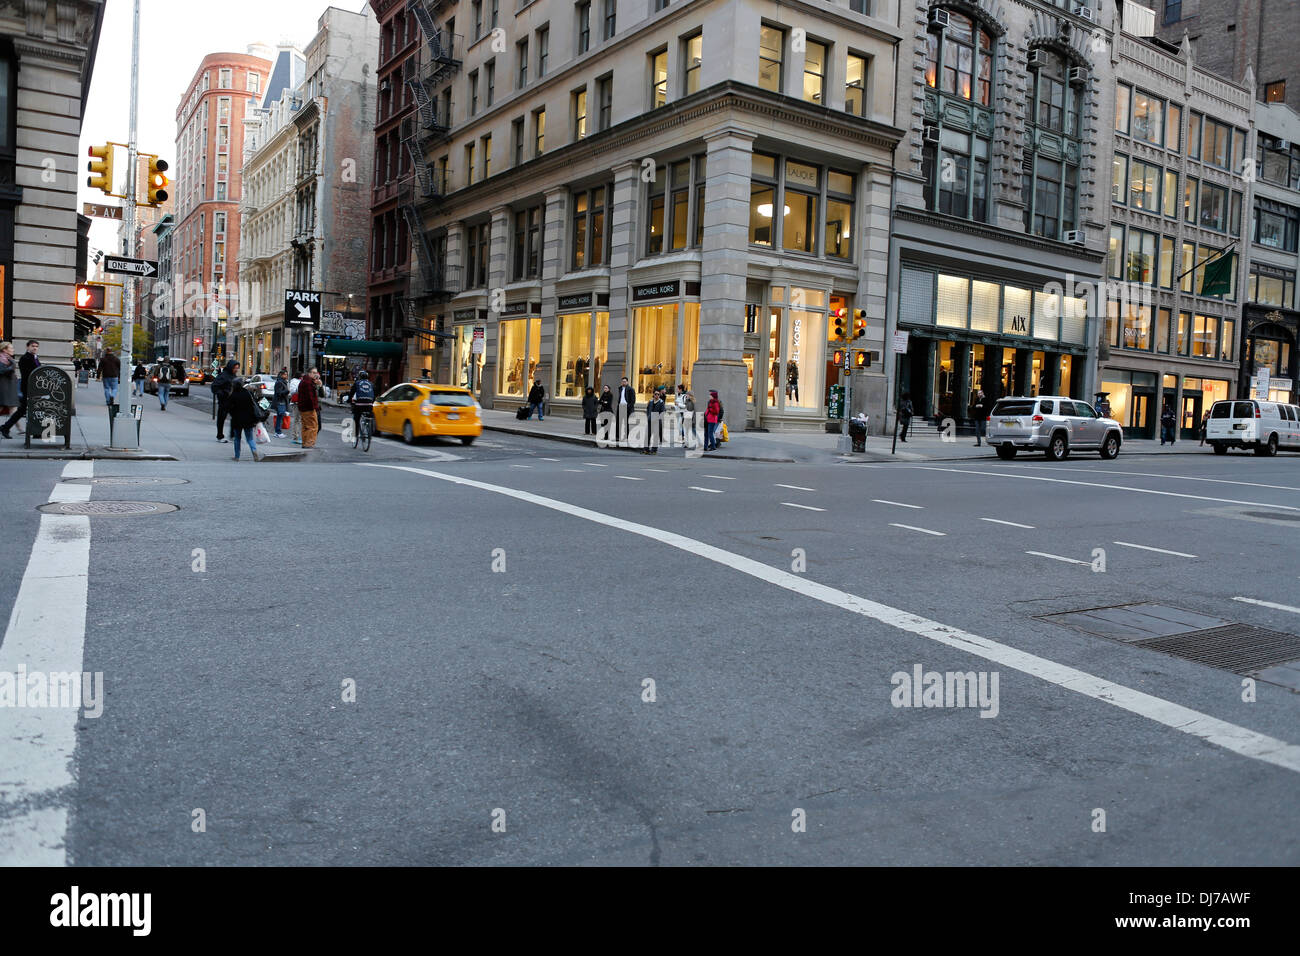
[1242,511,1300,522]
[37,501,179,516]
[1134,624,1300,672]
[61,477,189,486]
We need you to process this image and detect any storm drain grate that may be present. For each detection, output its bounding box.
[61,477,189,486]
[1133,624,1300,673]
[37,501,179,516]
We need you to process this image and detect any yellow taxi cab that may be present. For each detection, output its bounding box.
[186,367,206,384]
[372,381,482,445]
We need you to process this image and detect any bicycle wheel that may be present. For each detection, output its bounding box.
[361,416,371,453]
[352,417,360,449]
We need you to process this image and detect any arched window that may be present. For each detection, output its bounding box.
[1023,49,1083,240]
[922,10,996,222]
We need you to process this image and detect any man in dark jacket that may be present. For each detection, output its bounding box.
[272,368,290,437]
[228,378,265,462]
[615,377,636,445]
[970,389,988,446]
[99,348,121,409]
[898,392,914,442]
[211,359,239,442]
[297,367,321,448]
[1160,401,1177,445]
[1,340,40,439]
[526,379,546,420]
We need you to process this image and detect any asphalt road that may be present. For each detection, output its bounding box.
[1,418,1298,865]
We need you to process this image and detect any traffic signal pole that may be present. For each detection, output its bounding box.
[119,0,140,403]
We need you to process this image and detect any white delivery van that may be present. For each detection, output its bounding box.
[1205,399,1300,456]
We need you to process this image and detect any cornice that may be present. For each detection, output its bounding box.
[895,206,1105,261]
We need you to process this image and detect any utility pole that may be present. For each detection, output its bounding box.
[118,0,141,419]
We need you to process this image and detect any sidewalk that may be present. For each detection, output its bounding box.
[480,408,1228,464]
[0,380,304,462]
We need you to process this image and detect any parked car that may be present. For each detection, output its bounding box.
[986,395,1123,461]
[244,374,278,399]
[372,382,481,445]
[144,360,190,397]
[1205,399,1300,456]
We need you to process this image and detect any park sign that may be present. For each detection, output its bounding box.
[284,289,322,328]
[25,365,75,449]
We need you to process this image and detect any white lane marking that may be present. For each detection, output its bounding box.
[782,502,826,512]
[539,457,561,462]
[564,469,585,473]
[873,499,923,509]
[509,464,533,469]
[890,523,946,536]
[1026,550,1091,566]
[1113,541,1198,558]
[615,475,644,481]
[914,466,1300,512]
[981,518,1035,529]
[583,462,608,467]
[1019,464,1300,493]
[1233,597,1300,616]
[366,463,1300,775]
[690,486,724,494]
[776,483,816,492]
[702,475,737,481]
[0,461,93,865]
[405,446,464,461]
[643,468,669,473]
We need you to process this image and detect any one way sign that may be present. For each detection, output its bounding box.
[103,255,158,278]
[284,289,322,327]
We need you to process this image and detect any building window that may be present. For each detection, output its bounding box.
[926,11,993,106]
[1202,118,1231,168]
[748,152,851,258]
[571,185,611,270]
[555,310,609,398]
[650,49,668,107]
[219,68,232,89]
[1163,170,1178,218]
[513,204,544,280]
[1130,160,1158,211]
[1163,0,1181,25]
[1115,83,1130,134]
[537,27,549,77]
[1166,102,1181,151]
[533,107,546,156]
[1131,89,1163,145]
[498,318,540,397]
[1199,182,1227,232]
[645,156,707,254]
[1183,175,1197,223]
[486,61,495,106]
[1112,155,1127,205]
[1248,266,1296,307]
[482,133,492,178]
[1108,225,1123,279]
[573,87,587,139]
[1124,228,1156,285]
[1265,80,1286,103]
[465,142,476,185]
[758,25,784,93]
[825,170,853,260]
[1192,315,1218,358]
[597,74,613,129]
[577,1,591,54]
[1023,50,1080,239]
[517,39,528,88]
[603,0,616,39]
[513,117,525,166]
[631,302,700,402]
[491,0,499,29]
[1159,235,1175,288]
[466,223,489,288]
[472,0,482,40]
[1254,198,1300,251]
[683,33,702,95]
[925,127,990,223]
[845,54,867,116]
[850,0,869,12]
[246,72,260,94]
[653,0,669,10]
[469,71,479,115]
[1187,111,1202,159]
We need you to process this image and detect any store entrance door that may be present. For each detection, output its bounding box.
[1181,391,1202,441]
[1129,389,1154,439]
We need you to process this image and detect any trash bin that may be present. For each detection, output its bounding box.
[848,419,867,453]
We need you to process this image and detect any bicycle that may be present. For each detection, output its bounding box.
[354,407,373,452]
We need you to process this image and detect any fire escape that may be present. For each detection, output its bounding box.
[400,0,463,343]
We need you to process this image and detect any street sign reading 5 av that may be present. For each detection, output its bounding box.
[284,289,322,328]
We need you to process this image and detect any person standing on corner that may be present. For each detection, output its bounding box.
[643,388,666,454]
[228,379,266,462]
[298,366,321,449]
[970,389,988,446]
[100,347,121,410]
[211,359,238,442]
[131,361,147,397]
[704,389,721,451]
[272,368,290,438]
[615,376,636,446]
[0,340,39,439]
[527,378,546,421]
[898,391,914,442]
[1199,409,1210,446]
[581,385,598,436]
[1159,401,1177,446]
[156,359,173,411]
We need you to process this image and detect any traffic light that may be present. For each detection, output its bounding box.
[75,282,107,312]
[832,349,845,368]
[853,349,871,370]
[832,308,847,342]
[853,309,867,340]
[87,144,115,194]
[146,155,169,205]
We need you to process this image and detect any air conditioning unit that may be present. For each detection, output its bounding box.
[1075,4,1094,21]
[923,125,940,145]
[380,77,391,93]
[928,8,949,31]
[1027,49,1046,71]
[1067,66,1087,86]
[1064,229,1086,244]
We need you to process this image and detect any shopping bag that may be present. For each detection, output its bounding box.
[254,423,271,444]
[719,422,729,443]
[281,414,291,431]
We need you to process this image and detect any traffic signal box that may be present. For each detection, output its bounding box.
[833,307,847,342]
[852,309,867,340]
[87,145,114,194]
[75,282,108,312]
[145,155,169,205]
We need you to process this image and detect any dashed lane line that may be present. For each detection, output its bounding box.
[981,518,1035,529]
[365,462,1300,776]
[690,486,724,494]
[782,502,826,512]
[1113,541,1198,558]
[1026,550,1092,567]
[1233,597,1300,616]
[702,475,737,481]
[615,475,644,481]
[775,483,816,492]
[890,523,946,536]
[873,499,923,509]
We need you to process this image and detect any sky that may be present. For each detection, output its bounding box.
[79,0,362,257]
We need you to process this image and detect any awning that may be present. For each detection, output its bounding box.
[321,338,403,357]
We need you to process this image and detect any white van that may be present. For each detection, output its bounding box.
[1205,399,1300,456]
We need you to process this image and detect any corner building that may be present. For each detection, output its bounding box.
[408,0,906,429]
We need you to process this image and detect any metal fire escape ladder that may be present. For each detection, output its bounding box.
[400,202,438,295]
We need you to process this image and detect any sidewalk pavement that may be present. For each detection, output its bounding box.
[479,408,1227,464]
[0,380,304,462]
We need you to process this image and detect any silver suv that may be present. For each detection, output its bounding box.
[986,396,1123,461]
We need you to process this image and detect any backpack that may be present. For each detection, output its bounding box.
[158,364,173,383]
[353,379,375,402]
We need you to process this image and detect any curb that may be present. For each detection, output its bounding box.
[483,423,799,462]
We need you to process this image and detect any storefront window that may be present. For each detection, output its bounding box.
[555,312,590,398]
[1058,355,1072,397]
[765,308,781,408]
[784,310,824,410]
[936,275,969,329]
[631,303,697,402]
[497,318,539,396]
[935,341,956,419]
[453,325,486,391]
[1220,318,1234,362]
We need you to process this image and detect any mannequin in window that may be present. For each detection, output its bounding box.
[770,359,780,403]
[787,359,799,403]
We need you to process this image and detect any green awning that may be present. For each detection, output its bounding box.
[322,338,403,357]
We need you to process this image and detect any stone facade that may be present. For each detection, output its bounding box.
[2,0,104,364]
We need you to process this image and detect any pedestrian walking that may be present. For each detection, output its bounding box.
[131,362,147,397]
[643,389,666,454]
[1199,410,1210,446]
[970,389,988,446]
[100,348,121,409]
[156,359,173,410]
[581,386,598,435]
[298,367,321,448]
[615,377,636,445]
[1159,401,1176,445]
[211,359,238,442]
[272,368,290,437]
[898,392,914,442]
[526,379,546,420]
[1,340,39,437]
[0,342,19,433]
[228,379,266,462]
[704,389,721,451]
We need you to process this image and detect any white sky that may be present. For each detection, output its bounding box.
[79,0,359,256]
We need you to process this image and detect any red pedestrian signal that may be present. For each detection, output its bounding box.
[75,282,107,312]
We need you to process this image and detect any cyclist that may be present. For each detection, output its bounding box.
[346,369,376,441]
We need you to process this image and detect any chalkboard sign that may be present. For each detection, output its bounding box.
[25,366,75,449]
